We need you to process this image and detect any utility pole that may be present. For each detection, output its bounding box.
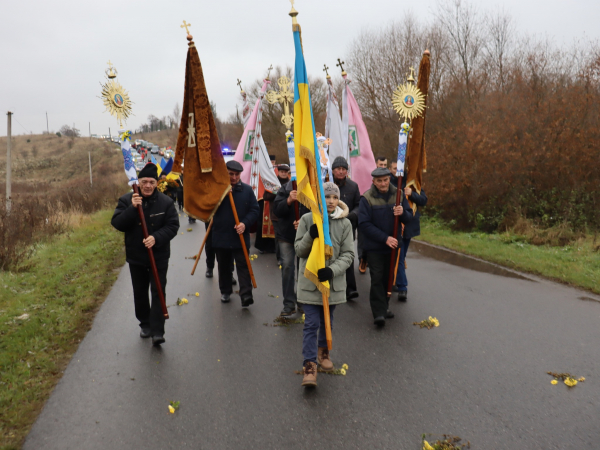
[109,127,111,141]
[46,111,49,134]
[89,152,93,186]
[89,122,91,140]
[6,111,12,212]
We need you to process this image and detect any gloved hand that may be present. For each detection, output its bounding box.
[317,267,333,282]
[309,224,319,239]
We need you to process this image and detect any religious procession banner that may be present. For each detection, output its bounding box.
[342,74,377,194]
[241,89,251,128]
[119,130,137,186]
[325,76,346,164]
[233,79,281,199]
[293,20,333,295]
[171,35,231,222]
[404,50,430,204]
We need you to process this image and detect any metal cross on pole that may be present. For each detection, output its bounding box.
[266,75,294,131]
[180,20,192,35]
[336,58,346,75]
[237,79,243,91]
[323,64,330,78]
[266,64,273,80]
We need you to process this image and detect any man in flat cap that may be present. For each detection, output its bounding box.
[358,167,413,327]
[331,156,361,300]
[111,163,180,345]
[212,160,260,306]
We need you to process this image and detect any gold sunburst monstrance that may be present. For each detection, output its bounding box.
[100,65,132,127]
[392,72,425,122]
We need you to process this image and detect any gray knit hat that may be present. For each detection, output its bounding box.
[323,182,340,198]
[331,156,349,170]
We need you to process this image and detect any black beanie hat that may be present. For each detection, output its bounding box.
[138,163,158,180]
[332,156,349,170]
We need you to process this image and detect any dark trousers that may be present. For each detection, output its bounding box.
[345,261,357,295]
[395,238,411,291]
[279,240,298,311]
[366,252,391,319]
[128,263,167,336]
[205,222,216,270]
[216,248,252,299]
[302,304,336,365]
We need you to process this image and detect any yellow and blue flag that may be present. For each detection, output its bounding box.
[293,25,332,295]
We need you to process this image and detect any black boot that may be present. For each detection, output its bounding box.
[205,268,213,278]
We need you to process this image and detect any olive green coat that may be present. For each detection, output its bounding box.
[294,201,355,305]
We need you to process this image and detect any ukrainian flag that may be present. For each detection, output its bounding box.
[293,25,332,295]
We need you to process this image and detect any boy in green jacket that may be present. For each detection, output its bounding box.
[295,182,355,387]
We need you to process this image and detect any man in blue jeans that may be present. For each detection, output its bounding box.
[395,182,427,301]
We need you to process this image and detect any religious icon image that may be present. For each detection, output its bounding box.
[392,81,426,122]
[114,94,124,106]
[100,61,133,126]
[404,95,414,106]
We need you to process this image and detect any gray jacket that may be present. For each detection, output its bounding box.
[294,201,355,305]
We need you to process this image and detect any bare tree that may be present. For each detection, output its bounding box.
[484,7,515,91]
[171,103,181,128]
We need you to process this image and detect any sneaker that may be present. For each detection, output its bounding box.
[280,308,295,317]
[301,361,317,387]
[296,304,304,314]
[398,291,407,302]
[152,335,165,346]
[241,297,254,307]
[205,268,213,278]
[140,327,152,338]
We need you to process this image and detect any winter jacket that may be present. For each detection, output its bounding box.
[295,201,355,305]
[333,176,361,231]
[211,181,259,250]
[272,180,309,244]
[111,189,180,266]
[358,183,413,254]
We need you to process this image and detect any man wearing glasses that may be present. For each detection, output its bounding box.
[111,163,180,346]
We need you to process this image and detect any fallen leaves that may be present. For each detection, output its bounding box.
[421,434,469,449]
[187,228,193,232]
[16,313,30,321]
[413,316,440,329]
[250,254,258,261]
[176,298,188,306]
[195,292,200,297]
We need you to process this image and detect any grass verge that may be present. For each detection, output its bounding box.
[418,217,600,295]
[0,209,125,450]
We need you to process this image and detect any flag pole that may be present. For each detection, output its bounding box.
[387,175,403,298]
[191,218,213,276]
[132,183,169,318]
[228,192,257,288]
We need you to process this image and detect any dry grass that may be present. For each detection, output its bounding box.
[131,129,177,148]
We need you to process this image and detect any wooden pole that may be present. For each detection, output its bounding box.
[322,292,332,350]
[46,111,49,134]
[292,179,300,221]
[228,191,257,288]
[387,176,403,297]
[88,152,92,186]
[191,219,213,276]
[6,112,12,213]
[132,184,169,318]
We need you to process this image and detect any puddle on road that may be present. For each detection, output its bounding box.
[411,240,534,281]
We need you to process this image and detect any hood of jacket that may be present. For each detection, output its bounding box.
[329,200,349,220]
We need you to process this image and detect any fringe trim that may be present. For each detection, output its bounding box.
[299,145,316,168]
[184,185,231,223]
[304,268,330,297]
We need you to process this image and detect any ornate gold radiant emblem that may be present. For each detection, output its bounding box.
[392,69,425,122]
[100,61,133,126]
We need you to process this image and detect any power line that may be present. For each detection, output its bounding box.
[12,117,31,134]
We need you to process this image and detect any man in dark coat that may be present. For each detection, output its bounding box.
[111,163,180,345]
[395,180,428,300]
[273,177,310,316]
[264,164,291,266]
[331,156,361,300]
[213,160,260,306]
[358,167,413,327]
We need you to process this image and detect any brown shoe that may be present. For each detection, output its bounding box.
[359,259,367,274]
[317,347,334,371]
[301,361,317,387]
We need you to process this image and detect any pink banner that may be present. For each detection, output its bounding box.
[342,75,377,194]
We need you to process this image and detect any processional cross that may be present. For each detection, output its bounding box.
[180,20,192,35]
[323,64,330,78]
[336,58,346,75]
[237,79,243,91]
[266,75,294,130]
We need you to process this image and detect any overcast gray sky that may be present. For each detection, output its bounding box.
[1,0,598,137]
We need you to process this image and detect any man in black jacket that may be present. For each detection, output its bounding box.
[111,163,180,345]
[395,181,428,301]
[331,156,360,300]
[213,160,260,307]
[358,167,412,327]
[272,179,309,316]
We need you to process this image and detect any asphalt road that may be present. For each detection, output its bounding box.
[24,214,600,449]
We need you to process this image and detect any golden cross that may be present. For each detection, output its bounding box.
[323,64,330,77]
[267,64,273,80]
[180,20,191,35]
[107,60,113,68]
[237,79,243,91]
[336,58,345,73]
[266,76,294,131]
[289,0,295,8]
